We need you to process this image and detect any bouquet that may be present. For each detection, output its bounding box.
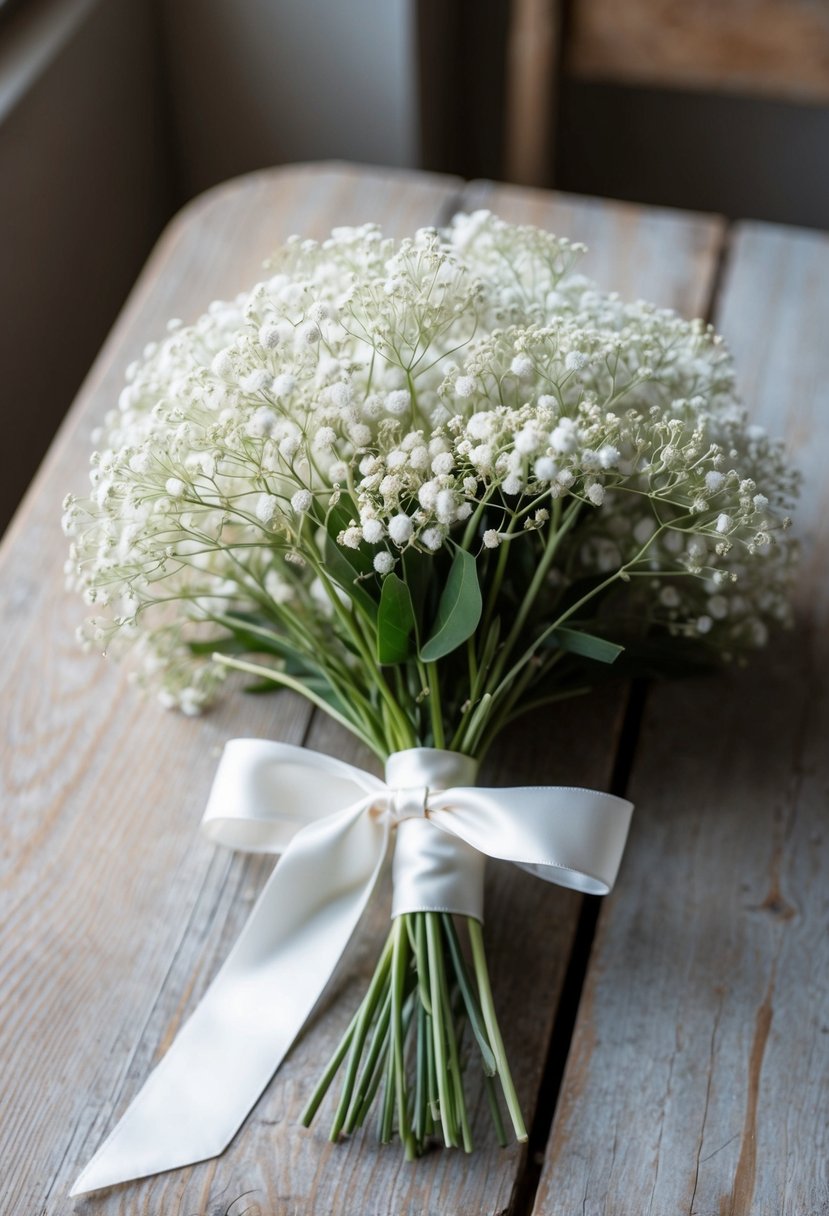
[64,213,796,1183]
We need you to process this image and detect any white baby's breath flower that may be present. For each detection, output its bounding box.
[67,212,797,713]
[388,514,413,545]
[291,489,313,513]
[256,494,279,525]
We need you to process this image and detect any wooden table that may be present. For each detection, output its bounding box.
[2,163,827,1216]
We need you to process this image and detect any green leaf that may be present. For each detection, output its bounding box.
[549,626,624,664]
[322,535,378,619]
[419,548,482,663]
[322,494,379,620]
[376,572,417,665]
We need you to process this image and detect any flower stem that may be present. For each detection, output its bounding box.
[467,919,527,1142]
[425,913,456,1147]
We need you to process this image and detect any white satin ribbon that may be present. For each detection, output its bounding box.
[71,740,633,1196]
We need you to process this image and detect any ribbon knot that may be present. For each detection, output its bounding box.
[387,785,430,823]
[71,739,634,1197]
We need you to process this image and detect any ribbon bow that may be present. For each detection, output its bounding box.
[72,740,633,1195]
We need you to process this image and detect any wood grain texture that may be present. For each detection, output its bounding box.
[568,0,829,104]
[1,164,724,1216]
[0,163,461,1216]
[533,225,829,1215]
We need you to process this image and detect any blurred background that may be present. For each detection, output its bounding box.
[2,0,828,533]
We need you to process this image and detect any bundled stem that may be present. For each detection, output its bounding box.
[300,912,526,1154]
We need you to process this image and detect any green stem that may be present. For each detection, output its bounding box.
[329,930,394,1140]
[439,956,473,1153]
[425,914,456,1146]
[344,988,392,1133]
[486,498,577,692]
[391,918,417,1159]
[468,920,527,1142]
[441,915,496,1075]
[426,663,445,749]
[212,653,384,756]
[299,1004,362,1127]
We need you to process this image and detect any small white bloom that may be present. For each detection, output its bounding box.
[386,390,411,417]
[373,551,395,574]
[300,320,321,345]
[340,526,362,549]
[273,373,296,397]
[388,514,414,545]
[329,381,353,409]
[435,489,457,524]
[247,406,278,437]
[241,369,271,394]
[515,428,540,456]
[455,375,476,398]
[529,457,554,479]
[258,322,280,349]
[314,426,336,449]
[256,494,279,525]
[350,422,371,446]
[291,489,313,513]
[565,350,587,371]
[362,518,385,543]
[510,354,534,378]
[165,477,186,498]
[420,526,444,551]
[210,349,234,380]
[586,483,605,506]
[550,418,579,453]
[418,480,440,510]
[431,452,454,476]
[705,470,725,493]
[483,529,501,548]
[716,513,732,534]
[753,493,769,511]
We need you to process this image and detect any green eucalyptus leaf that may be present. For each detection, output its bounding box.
[323,534,378,620]
[377,572,417,665]
[419,548,482,663]
[549,626,624,664]
[319,494,378,618]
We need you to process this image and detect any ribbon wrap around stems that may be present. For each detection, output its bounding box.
[72,739,633,1196]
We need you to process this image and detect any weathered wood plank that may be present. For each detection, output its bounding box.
[568,0,829,104]
[503,0,561,187]
[533,224,829,1214]
[1,166,723,1216]
[0,163,463,1216]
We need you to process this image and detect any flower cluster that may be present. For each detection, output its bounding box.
[64,213,797,717]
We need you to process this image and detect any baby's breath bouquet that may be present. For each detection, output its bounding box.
[65,213,796,1161]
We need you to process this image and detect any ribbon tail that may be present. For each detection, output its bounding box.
[71,797,386,1196]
